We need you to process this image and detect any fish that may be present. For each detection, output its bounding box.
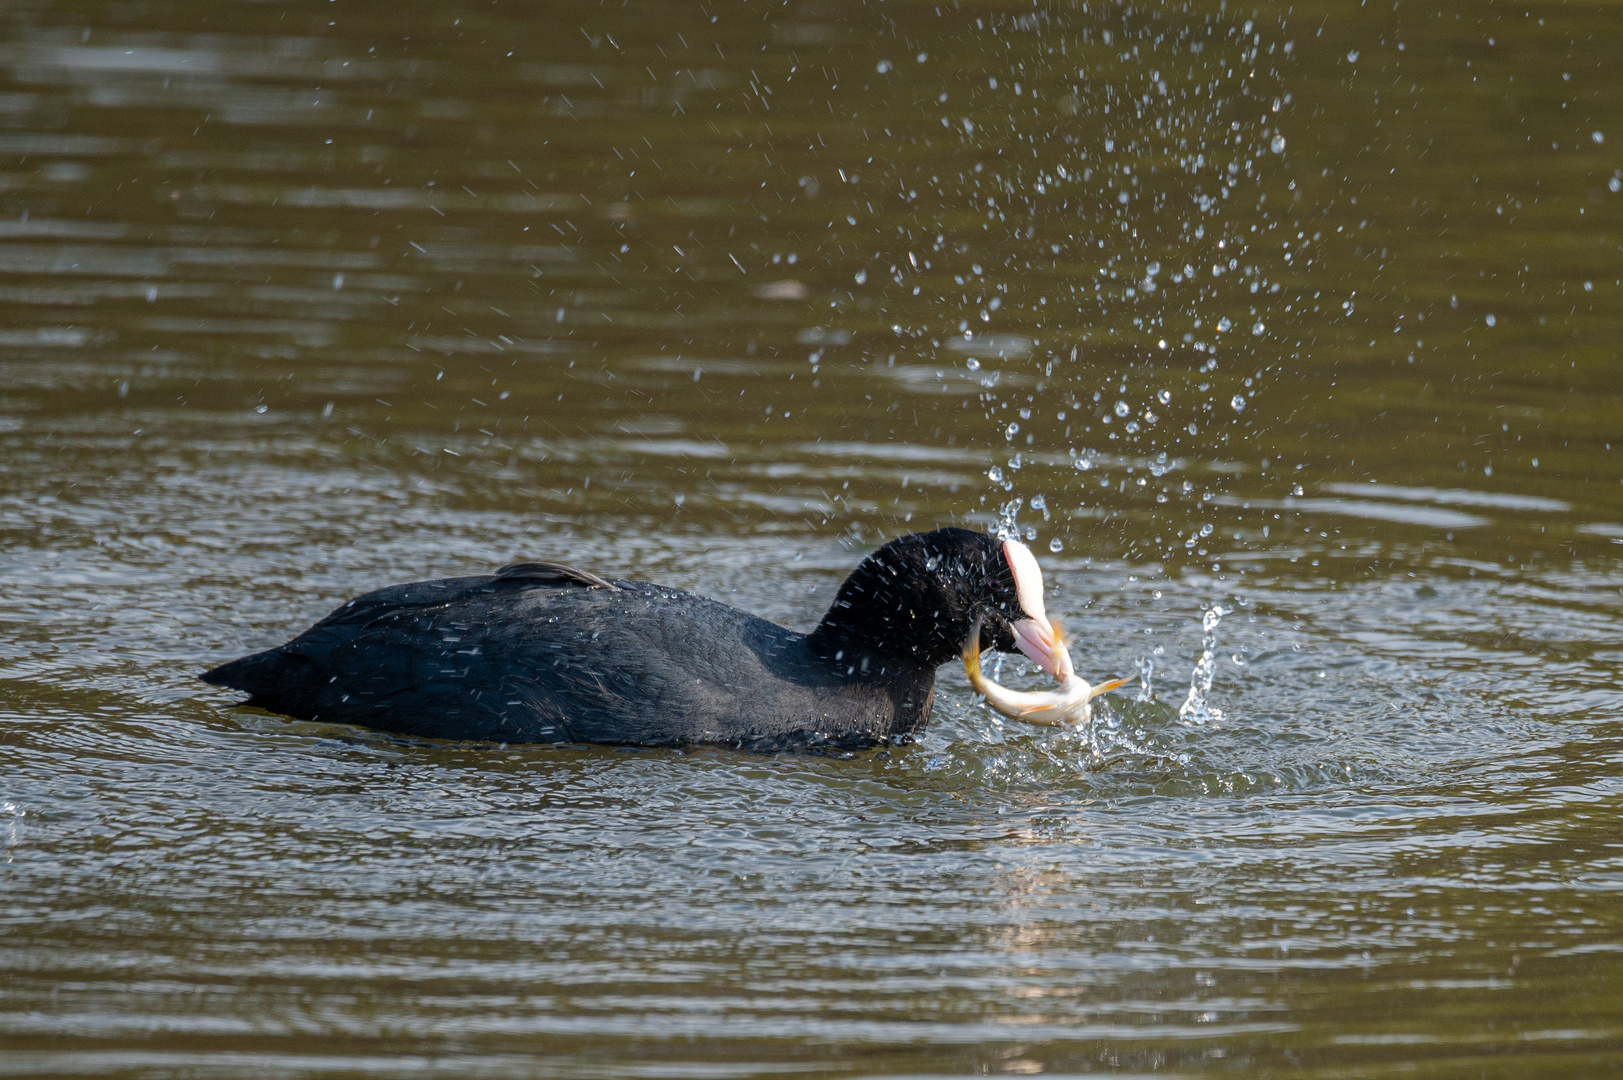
[962,616,1131,727]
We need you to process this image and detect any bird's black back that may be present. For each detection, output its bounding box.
[202,570,937,749]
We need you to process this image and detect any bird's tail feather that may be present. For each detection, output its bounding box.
[200,648,318,713]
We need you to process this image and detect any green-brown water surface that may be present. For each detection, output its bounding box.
[2,2,1622,1076]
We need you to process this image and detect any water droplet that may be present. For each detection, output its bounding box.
[1252,320,1265,335]
[1049,537,1064,553]
[853,269,867,285]
[1594,131,1606,145]
[1005,422,1020,440]
[1347,50,1360,62]
[876,60,892,74]
[1114,400,1130,417]
[1157,389,1172,404]
[1271,134,1287,154]
[988,466,1004,483]
[1030,495,1046,511]
[1217,317,1232,333]
[1231,394,1247,412]
[1485,314,1497,327]
[1610,177,1621,193]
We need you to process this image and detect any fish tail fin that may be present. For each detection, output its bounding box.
[961,616,984,678]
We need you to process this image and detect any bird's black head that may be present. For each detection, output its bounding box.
[806,527,1070,677]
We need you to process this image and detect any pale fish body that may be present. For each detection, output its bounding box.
[962,619,1129,727]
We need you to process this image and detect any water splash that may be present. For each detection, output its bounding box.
[1178,604,1229,726]
[2,801,21,863]
[995,495,1023,540]
[1136,645,1163,703]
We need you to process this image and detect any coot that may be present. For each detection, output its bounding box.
[201,527,1075,751]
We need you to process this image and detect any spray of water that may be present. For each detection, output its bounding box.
[1178,604,1228,725]
[2,800,21,864]
[1136,645,1163,703]
[995,495,1024,541]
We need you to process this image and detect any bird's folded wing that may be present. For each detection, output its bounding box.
[496,561,620,591]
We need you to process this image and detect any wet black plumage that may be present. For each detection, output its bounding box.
[200,527,1030,750]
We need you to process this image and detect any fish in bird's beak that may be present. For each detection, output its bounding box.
[962,616,1130,727]
[1002,538,1075,683]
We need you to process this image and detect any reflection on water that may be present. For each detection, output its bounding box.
[2,1,1622,1076]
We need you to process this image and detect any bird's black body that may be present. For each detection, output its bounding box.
[201,528,1030,750]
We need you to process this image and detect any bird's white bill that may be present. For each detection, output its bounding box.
[1004,537,1076,682]
[1002,538,1048,623]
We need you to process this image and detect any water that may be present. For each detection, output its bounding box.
[1176,604,1225,726]
[3,1,1622,1076]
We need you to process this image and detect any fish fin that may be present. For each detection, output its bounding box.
[1088,676,1132,698]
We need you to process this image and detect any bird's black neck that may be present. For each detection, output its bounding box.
[805,529,1002,671]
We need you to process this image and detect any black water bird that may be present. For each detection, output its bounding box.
[201,527,1072,751]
